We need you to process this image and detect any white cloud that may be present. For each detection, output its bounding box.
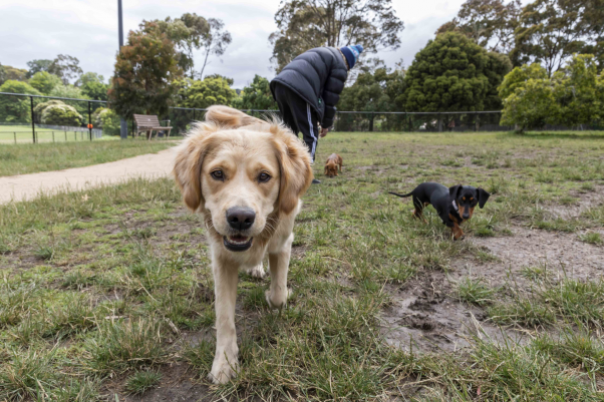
[1,0,521,88]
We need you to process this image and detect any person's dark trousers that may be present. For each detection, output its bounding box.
[273,84,319,163]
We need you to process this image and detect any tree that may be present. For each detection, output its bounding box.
[198,18,232,79]
[498,63,549,100]
[204,74,234,86]
[339,66,404,112]
[436,0,521,54]
[399,32,511,112]
[553,54,603,126]
[175,75,237,109]
[29,71,62,94]
[77,73,109,101]
[150,13,211,78]
[578,0,604,69]
[49,84,88,100]
[484,51,514,109]
[76,72,105,87]
[0,65,28,82]
[338,63,406,130]
[500,54,604,131]
[47,54,83,84]
[26,59,53,78]
[269,0,404,72]
[511,0,593,76]
[231,75,277,110]
[109,22,183,120]
[0,80,41,123]
[500,77,559,131]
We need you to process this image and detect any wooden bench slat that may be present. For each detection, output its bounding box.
[132,114,172,140]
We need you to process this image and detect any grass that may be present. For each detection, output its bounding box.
[456,277,495,306]
[0,131,603,400]
[0,124,120,144]
[125,371,162,394]
[0,140,172,176]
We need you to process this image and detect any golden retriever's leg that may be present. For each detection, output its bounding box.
[265,234,293,308]
[246,263,266,279]
[209,261,239,384]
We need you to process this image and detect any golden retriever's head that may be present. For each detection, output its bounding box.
[174,118,313,252]
[324,161,338,178]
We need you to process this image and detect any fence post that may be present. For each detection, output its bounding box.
[438,113,443,132]
[14,132,16,144]
[369,114,374,132]
[65,131,67,142]
[52,132,55,143]
[88,101,92,141]
[30,96,36,144]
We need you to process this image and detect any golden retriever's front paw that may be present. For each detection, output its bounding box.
[265,288,293,309]
[246,264,266,279]
[208,354,239,384]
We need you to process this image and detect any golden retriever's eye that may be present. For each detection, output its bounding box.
[210,170,224,181]
[258,172,271,183]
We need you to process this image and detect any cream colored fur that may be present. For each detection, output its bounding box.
[173,106,313,383]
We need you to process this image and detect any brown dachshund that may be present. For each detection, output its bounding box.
[324,153,343,177]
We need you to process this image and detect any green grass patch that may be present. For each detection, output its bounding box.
[0,140,171,176]
[0,131,602,399]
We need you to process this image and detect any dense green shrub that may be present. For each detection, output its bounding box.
[92,107,120,135]
[40,103,83,126]
[0,80,41,123]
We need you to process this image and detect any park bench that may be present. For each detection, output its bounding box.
[133,114,172,140]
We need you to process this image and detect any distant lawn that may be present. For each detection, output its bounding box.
[0,125,123,144]
[0,140,173,177]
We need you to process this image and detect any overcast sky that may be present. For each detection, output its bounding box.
[1,0,504,88]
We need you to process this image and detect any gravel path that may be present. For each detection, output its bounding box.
[0,148,176,204]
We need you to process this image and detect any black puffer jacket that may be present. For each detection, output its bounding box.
[270,47,348,129]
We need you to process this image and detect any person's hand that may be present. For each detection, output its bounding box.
[320,127,329,138]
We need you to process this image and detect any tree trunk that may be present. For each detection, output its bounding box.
[200,48,211,80]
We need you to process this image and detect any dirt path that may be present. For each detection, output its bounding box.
[0,148,176,204]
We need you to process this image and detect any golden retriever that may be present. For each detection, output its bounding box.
[173,106,313,384]
[324,153,343,177]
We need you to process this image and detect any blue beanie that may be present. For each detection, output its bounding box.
[340,45,363,69]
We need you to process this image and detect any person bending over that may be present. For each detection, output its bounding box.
[270,45,363,184]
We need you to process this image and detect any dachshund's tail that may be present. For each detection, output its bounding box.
[389,191,413,198]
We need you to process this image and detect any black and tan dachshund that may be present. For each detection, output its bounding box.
[390,182,490,240]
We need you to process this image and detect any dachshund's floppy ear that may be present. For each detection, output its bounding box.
[449,185,463,201]
[270,124,313,215]
[173,123,218,211]
[476,188,490,209]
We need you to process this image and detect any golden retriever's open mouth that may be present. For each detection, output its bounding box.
[223,235,253,252]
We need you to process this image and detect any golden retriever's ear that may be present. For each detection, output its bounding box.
[205,105,264,128]
[270,124,313,214]
[173,123,217,211]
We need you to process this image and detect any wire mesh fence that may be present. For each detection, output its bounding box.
[2,92,602,145]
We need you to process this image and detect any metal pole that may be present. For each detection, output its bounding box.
[118,0,128,140]
[88,101,93,141]
[30,96,35,143]
[52,132,55,142]
[14,132,16,144]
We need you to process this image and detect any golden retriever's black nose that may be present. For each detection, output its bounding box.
[226,207,256,230]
